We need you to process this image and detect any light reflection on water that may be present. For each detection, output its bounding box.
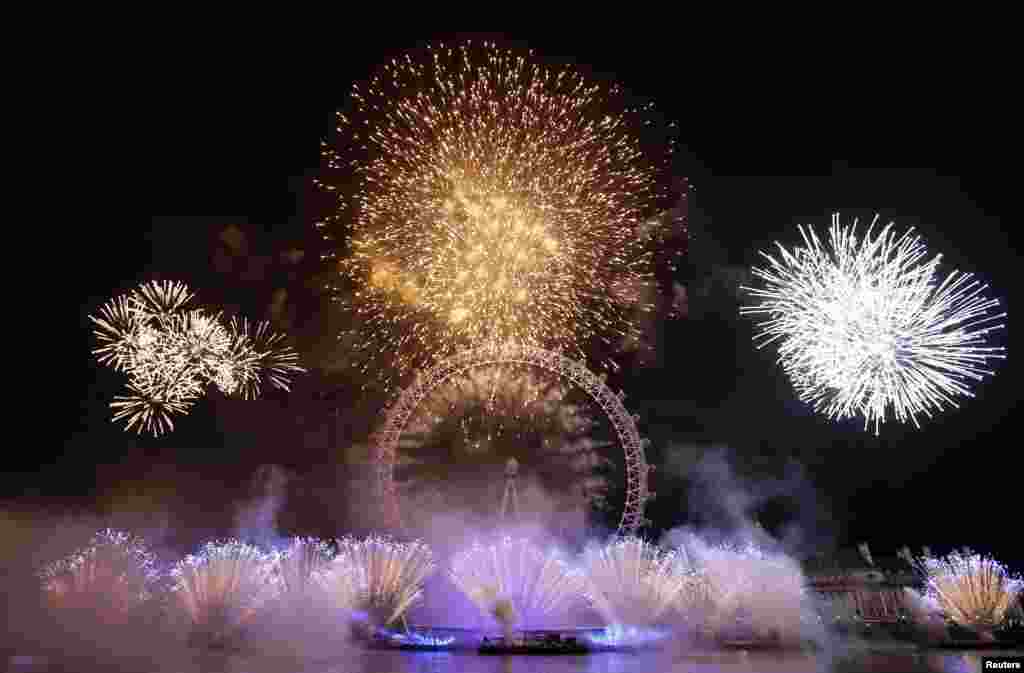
[165,648,1023,673]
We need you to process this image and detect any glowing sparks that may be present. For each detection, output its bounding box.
[327,536,436,627]
[682,539,811,642]
[904,548,1023,631]
[580,537,694,627]
[742,213,1006,434]
[393,364,614,531]
[39,529,161,613]
[90,280,305,436]
[169,540,279,639]
[270,537,335,598]
[449,537,586,630]
[317,42,673,390]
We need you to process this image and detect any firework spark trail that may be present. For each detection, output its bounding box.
[271,537,335,598]
[402,364,586,453]
[316,42,673,391]
[328,536,436,627]
[449,537,586,630]
[39,529,161,613]
[742,213,1006,434]
[682,540,810,641]
[903,548,1023,631]
[580,537,694,627]
[169,540,280,638]
[89,280,305,436]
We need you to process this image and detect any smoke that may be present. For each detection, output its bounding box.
[664,445,837,557]
[656,446,842,652]
[380,476,597,629]
[233,464,290,549]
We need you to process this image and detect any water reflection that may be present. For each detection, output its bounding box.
[22,647,1013,673]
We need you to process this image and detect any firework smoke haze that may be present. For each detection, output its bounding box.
[742,213,1006,434]
[316,42,674,391]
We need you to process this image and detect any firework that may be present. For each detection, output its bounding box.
[904,548,1023,632]
[89,280,305,436]
[741,213,1006,434]
[683,540,810,642]
[579,537,693,627]
[327,536,435,627]
[271,537,335,598]
[39,528,161,614]
[316,42,674,390]
[449,537,586,631]
[398,364,610,519]
[169,540,279,642]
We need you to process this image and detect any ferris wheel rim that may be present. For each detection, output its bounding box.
[373,343,649,536]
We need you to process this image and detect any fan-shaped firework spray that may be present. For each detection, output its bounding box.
[449,537,585,630]
[328,536,435,627]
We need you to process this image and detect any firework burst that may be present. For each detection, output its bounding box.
[397,364,611,521]
[316,41,675,391]
[39,528,162,615]
[903,548,1023,632]
[742,213,1006,434]
[169,540,280,643]
[580,537,694,627]
[449,537,586,630]
[327,536,435,627]
[270,537,335,599]
[682,540,810,642]
[90,280,305,436]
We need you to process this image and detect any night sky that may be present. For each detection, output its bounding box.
[35,34,1019,568]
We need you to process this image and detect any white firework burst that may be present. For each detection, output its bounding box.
[89,281,305,436]
[741,213,1006,434]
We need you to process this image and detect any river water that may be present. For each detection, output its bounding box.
[14,646,1020,673]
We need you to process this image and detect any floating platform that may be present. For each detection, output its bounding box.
[479,635,589,655]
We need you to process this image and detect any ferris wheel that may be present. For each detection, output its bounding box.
[373,343,654,536]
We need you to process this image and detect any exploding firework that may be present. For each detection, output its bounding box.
[39,528,162,615]
[271,537,335,599]
[903,548,1023,633]
[169,540,279,643]
[90,280,305,436]
[683,539,811,643]
[327,536,435,627]
[449,537,586,631]
[316,41,675,391]
[741,213,1006,434]
[398,364,611,522]
[580,537,693,627]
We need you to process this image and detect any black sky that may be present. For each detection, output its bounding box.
[38,33,1019,567]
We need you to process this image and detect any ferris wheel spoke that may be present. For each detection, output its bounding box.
[374,344,650,536]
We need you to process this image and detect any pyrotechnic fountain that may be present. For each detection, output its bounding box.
[449,536,586,639]
[40,528,162,624]
[169,540,280,649]
[679,538,816,647]
[901,547,1024,642]
[329,536,436,633]
[578,537,693,646]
